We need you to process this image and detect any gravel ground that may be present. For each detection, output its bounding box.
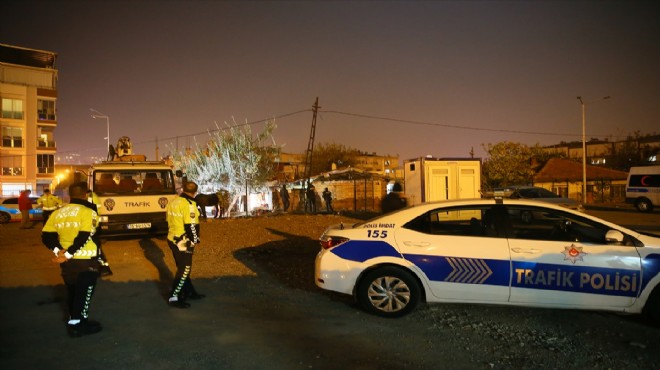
[1,211,659,369]
[193,212,660,368]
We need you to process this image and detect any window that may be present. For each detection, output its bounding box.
[610,184,625,200]
[2,127,23,148]
[1,98,24,119]
[37,154,54,174]
[404,205,493,237]
[505,205,610,243]
[37,126,55,148]
[37,99,56,120]
[1,154,23,176]
[93,170,176,195]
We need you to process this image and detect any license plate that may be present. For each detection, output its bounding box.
[127,223,151,229]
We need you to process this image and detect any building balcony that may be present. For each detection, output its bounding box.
[37,139,56,149]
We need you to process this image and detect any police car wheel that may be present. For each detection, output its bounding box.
[0,211,10,224]
[356,266,420,318]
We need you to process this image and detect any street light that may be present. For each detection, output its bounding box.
[577,95,610,206]
[90,108,110,155]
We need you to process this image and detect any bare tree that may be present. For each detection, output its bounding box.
[170,119,279,208]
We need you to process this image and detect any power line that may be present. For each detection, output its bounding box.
[6,106,643,161]
[321,110,584,138]
[131,109,313,148]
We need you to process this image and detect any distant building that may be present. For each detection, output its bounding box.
[543,135,660,169]
[0,44,58,196]
[533,158,628,203]
[273,151,400,182]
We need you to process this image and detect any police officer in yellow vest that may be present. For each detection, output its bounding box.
[167,180,204,308]
[42,182,103,337]
[86,189,113,277]
[37,188,62,224]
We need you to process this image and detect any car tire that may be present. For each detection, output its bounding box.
[0,211,10,224]
[643,287,660,326]
[635,198,653,213]
[356,266,420,318]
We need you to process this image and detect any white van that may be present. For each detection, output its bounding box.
[625,165,660,212]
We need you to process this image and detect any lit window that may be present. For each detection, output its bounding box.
[2,126,23,148]
[1,154,23,176]
[1,98,24,119]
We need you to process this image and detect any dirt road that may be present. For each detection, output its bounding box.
[1,209,658,369]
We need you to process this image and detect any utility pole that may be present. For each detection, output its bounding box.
[303,97,321,213]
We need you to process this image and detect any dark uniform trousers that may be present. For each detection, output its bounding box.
[168,240,195,299]
[43,210,55,225]
[61,259,100,321]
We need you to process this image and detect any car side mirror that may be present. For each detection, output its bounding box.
[605,230,624,244]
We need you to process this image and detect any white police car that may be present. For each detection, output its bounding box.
[315,198,660,322]
[0,197,43,224]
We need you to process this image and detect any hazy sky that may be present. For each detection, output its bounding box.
[2,0,659,163]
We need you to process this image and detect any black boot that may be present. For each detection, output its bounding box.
[67,320,102,337]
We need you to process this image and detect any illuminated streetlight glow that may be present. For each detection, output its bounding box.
[577,96,610,205]
[90,108,110,155]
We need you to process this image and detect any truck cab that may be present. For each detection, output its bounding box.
[88,161,177,236]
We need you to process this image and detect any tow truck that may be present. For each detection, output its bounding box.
[87,137,178,236]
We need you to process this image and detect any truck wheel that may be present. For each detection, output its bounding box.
[356,266,420,318]
[635,198,653,213]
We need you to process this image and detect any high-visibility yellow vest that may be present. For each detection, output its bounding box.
[43,203,99,259]
[38,194,62,211]
[166,195,200,243]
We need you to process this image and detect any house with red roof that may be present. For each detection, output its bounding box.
[533,158,628,203]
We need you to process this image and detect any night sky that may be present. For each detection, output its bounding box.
[2,1,659,163]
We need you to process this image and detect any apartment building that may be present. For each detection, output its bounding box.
[543,135,660,167]
[0,44,58,196]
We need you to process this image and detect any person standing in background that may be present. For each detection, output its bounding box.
[381,182,408,214]
[322,187,334,214]
[166,181,204,308]
[41,182,103,337]
[18,189,33,229]
[280,184,290,212]
[305,183,316,214]
[86,190,113,277]
[37,188,62,225]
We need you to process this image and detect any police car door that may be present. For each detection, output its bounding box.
[504,205,641,308]
[396,205,511,303]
